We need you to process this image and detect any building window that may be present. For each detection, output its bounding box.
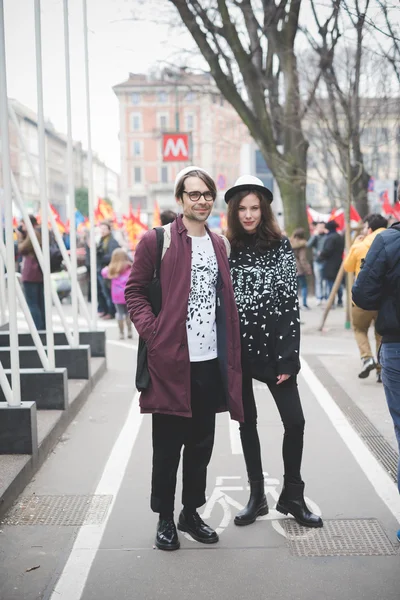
[161,166,168,184]
[131,113,142,132]
[131,93,141,105]
[157,91,168,104]
[159,114,168,130]
[185,91,195,103]
[132,140,142,157]
[186,114,194,130]
[134,167,142,184]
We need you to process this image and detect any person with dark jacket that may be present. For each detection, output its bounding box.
[96,221,119,319]
[319,220,345,307]
[125,166,243,551]
[17,215,45,330]
[307,222,327,305]
[352,220,400,542]
[226,175,323,529]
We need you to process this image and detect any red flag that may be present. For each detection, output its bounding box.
[329,206,361,232]
[123,206,148,251]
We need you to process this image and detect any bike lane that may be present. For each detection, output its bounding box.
[53,362,400,600]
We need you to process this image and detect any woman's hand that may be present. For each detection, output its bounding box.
[276,374,291,385]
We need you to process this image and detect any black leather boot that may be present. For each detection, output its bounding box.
[234,479,269,526]
[276,481,323,528]
[155,518,180,551]
[177,510,219,544]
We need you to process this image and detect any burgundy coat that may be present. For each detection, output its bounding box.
[125,216,243,422]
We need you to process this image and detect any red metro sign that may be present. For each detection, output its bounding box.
[162,133,190,162]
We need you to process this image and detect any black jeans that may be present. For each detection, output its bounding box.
[240,371,305,484]
[151,359,221,515]
[23,281,45,330]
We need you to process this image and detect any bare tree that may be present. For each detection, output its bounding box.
[166,0,338,232]
[304,0,400,216]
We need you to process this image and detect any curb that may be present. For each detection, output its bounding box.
[0,356,107,520]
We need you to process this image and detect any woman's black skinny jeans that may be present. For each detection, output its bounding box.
[239,370,305,484]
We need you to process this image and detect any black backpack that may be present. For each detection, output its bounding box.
[135,227,164,392]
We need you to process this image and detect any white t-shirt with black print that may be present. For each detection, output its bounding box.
[186,233,218,362]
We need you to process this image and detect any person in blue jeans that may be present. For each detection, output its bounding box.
[352,216,400,542]
[307,222,327,305]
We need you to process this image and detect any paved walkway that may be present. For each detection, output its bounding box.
[0,299,399,600]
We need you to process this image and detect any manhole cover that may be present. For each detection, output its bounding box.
[1,495,113,526]
[283,519,397,557]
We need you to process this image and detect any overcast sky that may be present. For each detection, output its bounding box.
[5,0,180,172]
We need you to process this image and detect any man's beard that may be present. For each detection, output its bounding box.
[184,208,211,222]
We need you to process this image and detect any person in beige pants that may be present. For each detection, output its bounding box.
[344,214,388,381]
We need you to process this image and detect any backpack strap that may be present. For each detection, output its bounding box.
[161,223,172,260]
[154,227,165,278]
[219,234,231,258]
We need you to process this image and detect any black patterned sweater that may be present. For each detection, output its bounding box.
[229,236,301,381]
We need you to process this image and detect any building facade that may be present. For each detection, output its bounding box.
[1,99,120,221]
[113,70,249,215]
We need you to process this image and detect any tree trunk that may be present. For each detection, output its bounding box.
[277,181,308,235]
[351,166,370,218]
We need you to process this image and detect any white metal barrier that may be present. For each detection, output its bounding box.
[0,0,98,407]
[0,0,21,405]
[8,103,92,328]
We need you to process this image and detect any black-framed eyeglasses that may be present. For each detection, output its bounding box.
[183,190,215,202]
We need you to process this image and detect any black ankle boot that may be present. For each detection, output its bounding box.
[234,480,269,526]
[177,510,219,544]
[276,481,323,528]
[155,518,180,551]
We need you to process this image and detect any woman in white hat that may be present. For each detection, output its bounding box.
[225,175,323,529]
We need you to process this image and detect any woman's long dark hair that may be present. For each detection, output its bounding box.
[227,190,282,251]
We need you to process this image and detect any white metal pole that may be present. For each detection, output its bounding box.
[63,0,79,346]
[8,103,91,326]
[0,200,6,325]
[0,361,13,405]
[34,0,55,368]
[83,0,97,330]
[0,0,21,406]
[10,173,74,349]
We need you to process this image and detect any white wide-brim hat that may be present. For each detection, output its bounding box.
[174,166,212,196]
[225,175,273,204]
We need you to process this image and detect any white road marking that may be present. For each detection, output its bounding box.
[301,356,400,522]
[228,413,242,455]
[50,393,143,600]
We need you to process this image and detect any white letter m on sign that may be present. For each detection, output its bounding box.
[164,138,188,158]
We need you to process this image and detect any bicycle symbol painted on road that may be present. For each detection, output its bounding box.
[181,472,322,542]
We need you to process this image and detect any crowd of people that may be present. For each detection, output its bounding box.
[290,219,345,311]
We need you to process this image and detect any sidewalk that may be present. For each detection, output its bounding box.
[299,297,398,462]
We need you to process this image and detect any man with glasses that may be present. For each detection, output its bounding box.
[125,166,243,551]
